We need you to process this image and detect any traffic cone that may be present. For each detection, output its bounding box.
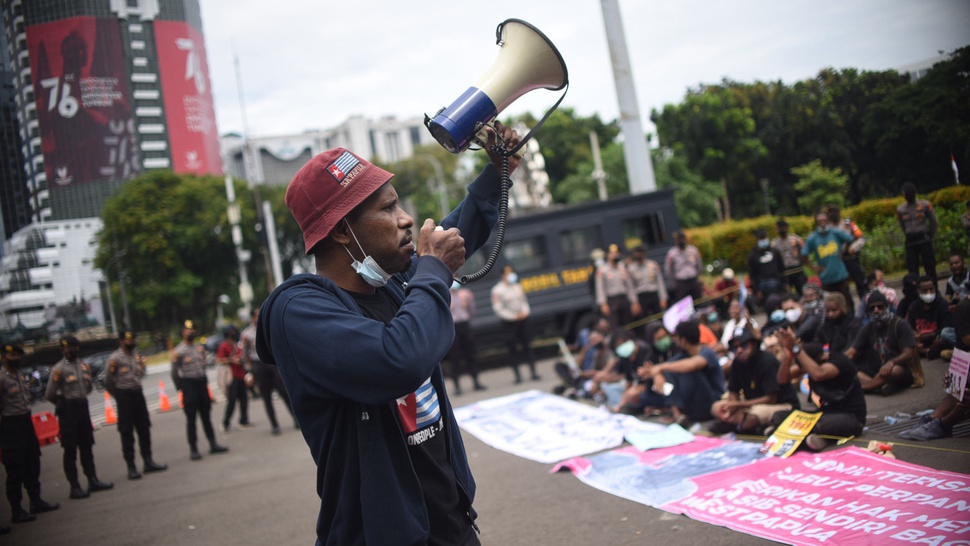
[207,384,215,402]
[178,390,184,409]
[158,381,172,412]
[104,392,117,425]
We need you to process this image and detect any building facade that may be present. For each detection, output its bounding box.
[0,0,221,334]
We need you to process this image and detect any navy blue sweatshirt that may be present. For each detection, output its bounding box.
[256,165,503,545]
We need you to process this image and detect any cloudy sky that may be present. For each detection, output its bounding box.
[198,0,970,139]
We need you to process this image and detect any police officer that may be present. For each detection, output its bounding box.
[171,321,228,460]
[104,330,168,480]
[0,344,59,524]
[45,336,113,499]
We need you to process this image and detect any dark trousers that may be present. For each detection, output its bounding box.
[446,322,481,391]
[637,291,663,320]
[181,378,216,449]
[604,295,633,329]
[843,254,868,299]
[1,414,42,509]
[222,378,249,428]
[905,234,937,282]
[823,278,855,315]
[58,399,97,486]
[672,277,702,303]
[785,269,808,296]
[770,409,864,439]
[502,319,537,381]
[115,389,153,464]
[253,362,294,429]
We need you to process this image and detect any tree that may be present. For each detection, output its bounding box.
[652,85,767,220]
[95,171,261,333]
[653,150,722,228]
[791,160,849,214]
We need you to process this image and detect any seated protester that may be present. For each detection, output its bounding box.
[899,298,970,440]
[800,282,826,325]
[615,324,674,414]
[554,318,612,395]
[772,329,867,451]
[636,320,726,426]
[702,307,725,350]
[815,292,862,355]
[709,330,799,435]
[856,270,899,320]
[761,308,790,339]
[945,254,970,307]
[895,273,920,320]
[596,329,650,412]
[781,294,821,343]
[907,275,954,360]
[713,268,739,318]
[721,299,760,349]
[845,290,922,395]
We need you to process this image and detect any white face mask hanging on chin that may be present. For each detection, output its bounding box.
[343,221,393,288]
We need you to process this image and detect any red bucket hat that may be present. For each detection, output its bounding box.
[285,148,394,254]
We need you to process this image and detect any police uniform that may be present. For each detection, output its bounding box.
[105,332,167,479]
[0,344,58,522]
[44,337,113,499]
[171,321,227,459]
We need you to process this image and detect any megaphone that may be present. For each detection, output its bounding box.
[426,19,568,155]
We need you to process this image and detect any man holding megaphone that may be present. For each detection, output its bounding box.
[256,123,520,545]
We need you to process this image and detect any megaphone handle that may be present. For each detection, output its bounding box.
[457,153,510,285]
[474,127,525,159]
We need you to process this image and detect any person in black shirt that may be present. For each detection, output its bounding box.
[748,228,788,309]
[815,292,861,355]
[899,298,970,440]
[709,330,798,435]
[845,290,921,395]
[907,276,953,360]
[895,274,920,320]
[773,329,867,451]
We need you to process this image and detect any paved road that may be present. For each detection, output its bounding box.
[2,354,967,545]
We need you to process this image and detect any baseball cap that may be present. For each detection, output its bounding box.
[722,268,735,280]
[119,329,136,341]
[60,335,80,347]
[729,329,758,350]
[286,148,395,254]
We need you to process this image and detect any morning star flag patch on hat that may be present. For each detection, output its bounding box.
[327,150,361,184]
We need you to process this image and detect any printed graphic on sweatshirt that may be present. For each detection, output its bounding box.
[396,378,442,445]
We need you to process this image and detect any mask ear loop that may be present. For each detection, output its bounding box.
[342,220,367,262]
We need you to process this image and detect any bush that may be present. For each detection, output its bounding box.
[684,185,970,276]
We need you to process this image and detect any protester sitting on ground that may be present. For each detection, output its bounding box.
[615,322,676,415]
[721,299,760,349]
[635,320,726,426]
[554,317,612,397]
[898,298,970,441]
[589,329,648,410]
[781,294,821,343]
[815,292,862,355]
[945,254,970,306]
[760,294,790,338]
[845,290,922,395]
[700,307,727,356]
[895,273,920,320]
[713,267,739,318]
[709,330,799,435]
[856,270,899,321]
[906,275,954,361]
[801,281,825,322]
[771,329,867,452]
[607,329,659,414]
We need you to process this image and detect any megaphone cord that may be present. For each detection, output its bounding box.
[458,151,510,285]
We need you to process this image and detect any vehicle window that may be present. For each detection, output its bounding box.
[621,211,667,249]
[559,225,603,265]
[502,236,549,273]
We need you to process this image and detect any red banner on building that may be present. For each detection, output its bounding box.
[154,21,223,175]
[27,16,139,187]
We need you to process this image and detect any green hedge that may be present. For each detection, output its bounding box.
[686,185,970,277]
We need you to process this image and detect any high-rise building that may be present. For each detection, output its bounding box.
[0,0,222,334]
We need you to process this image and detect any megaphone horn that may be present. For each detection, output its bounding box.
[426,19,568,155]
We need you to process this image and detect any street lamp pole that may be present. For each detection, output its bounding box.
[760,178,771,216]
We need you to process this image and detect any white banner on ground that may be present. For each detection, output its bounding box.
[454,390,665,464]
